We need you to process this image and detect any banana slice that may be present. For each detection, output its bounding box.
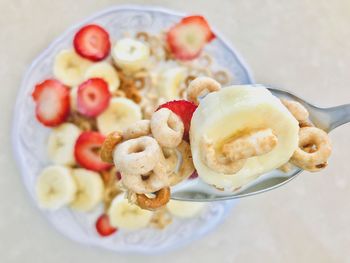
[84,62,120,93]
[97,97,142,135]
[47,123,81,165]
[70,168,104,212]
[112,38,150,73]
[108,194,153,230]
[157,67,187,100]
[36,165,77,210]
[53,50,91,86]
[70,86,78,111]
[167,200,206,218]
[190,85,299,190]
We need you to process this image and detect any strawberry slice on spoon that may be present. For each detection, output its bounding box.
[166,15,215,60]
[32,79,70,127]
[77,78,111,117]
[73,24,111,62]
[74,131,112,172]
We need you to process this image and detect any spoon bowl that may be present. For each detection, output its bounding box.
[172,85,350,201]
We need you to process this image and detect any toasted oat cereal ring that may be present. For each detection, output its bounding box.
[136,31,149,42]
[299,120,314,128]
[187,76,221,105]
[134,77,146,89]
[100,131,123,163]
[151,108,184,148]
[197,53,213,67]
[122,120,151,140]
[185,75,196,86]
[162,148,178,175]
[128,89,142,104]
[189,67,212,78]
[103,183,120,211]
[114,136,162,175]
[281,99,309,122]
[136,187,171,210]
[291,127,332,172]
[222,128,278,161]
[164,141,195,186]
[201,136,246,174]
[68,112,96,131]
[278,162,293,173]
[213,70,230,85]
[121,162,169,193]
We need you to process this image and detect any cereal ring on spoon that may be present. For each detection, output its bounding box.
[291,127,331,172]
[114,136,162,175]
[151,108,184,148]
[136,187,171,211]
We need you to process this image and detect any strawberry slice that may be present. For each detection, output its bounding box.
[189,170,198,179]
[73,24,111,62]
[32,79,70,127]
[77,78,111,117]
[157,100,198,141]
[74,131,112,171]
[95,214,117,237]
[166,15,215,60]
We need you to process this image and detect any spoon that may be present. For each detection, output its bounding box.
[171,85,350,201]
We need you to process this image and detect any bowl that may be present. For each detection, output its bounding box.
[12,5,253,253]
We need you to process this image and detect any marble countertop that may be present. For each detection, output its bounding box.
[1,0,350,262]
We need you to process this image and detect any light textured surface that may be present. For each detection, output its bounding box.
[1,0,350,262]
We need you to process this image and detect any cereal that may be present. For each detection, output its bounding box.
[122,120,151,140]
[150,108,184,148]
[100,131,123,163]
[121,163,169,194]
[187,76,221,105]
[291,127,332,172]
[114,136,162,175]
[136,187,171,211]
[166,141,195,186]
[281,99,309,123]
[222,128,278,161]
[201,135,246,174]
[149,208,172,229]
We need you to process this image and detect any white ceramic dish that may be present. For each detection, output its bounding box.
[12,5,253,253]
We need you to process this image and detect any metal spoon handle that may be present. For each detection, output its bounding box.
[306,104,350,132]
[325,104,350,131]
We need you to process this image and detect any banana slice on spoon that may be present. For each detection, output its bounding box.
[190,85,299,190]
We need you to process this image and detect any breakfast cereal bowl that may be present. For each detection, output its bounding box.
[12,5,253,253]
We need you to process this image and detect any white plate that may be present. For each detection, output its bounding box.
[12,5,253,254]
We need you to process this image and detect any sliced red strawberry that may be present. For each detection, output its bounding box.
[73,24,111,61]
[157,100,198,141]
[189,170,198,179]
[166,15,215,60]
[74,131,112,171]
[116,172,122,181]
[77,78,111,117]
[32,79,70,127]
[96,214,117,237]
